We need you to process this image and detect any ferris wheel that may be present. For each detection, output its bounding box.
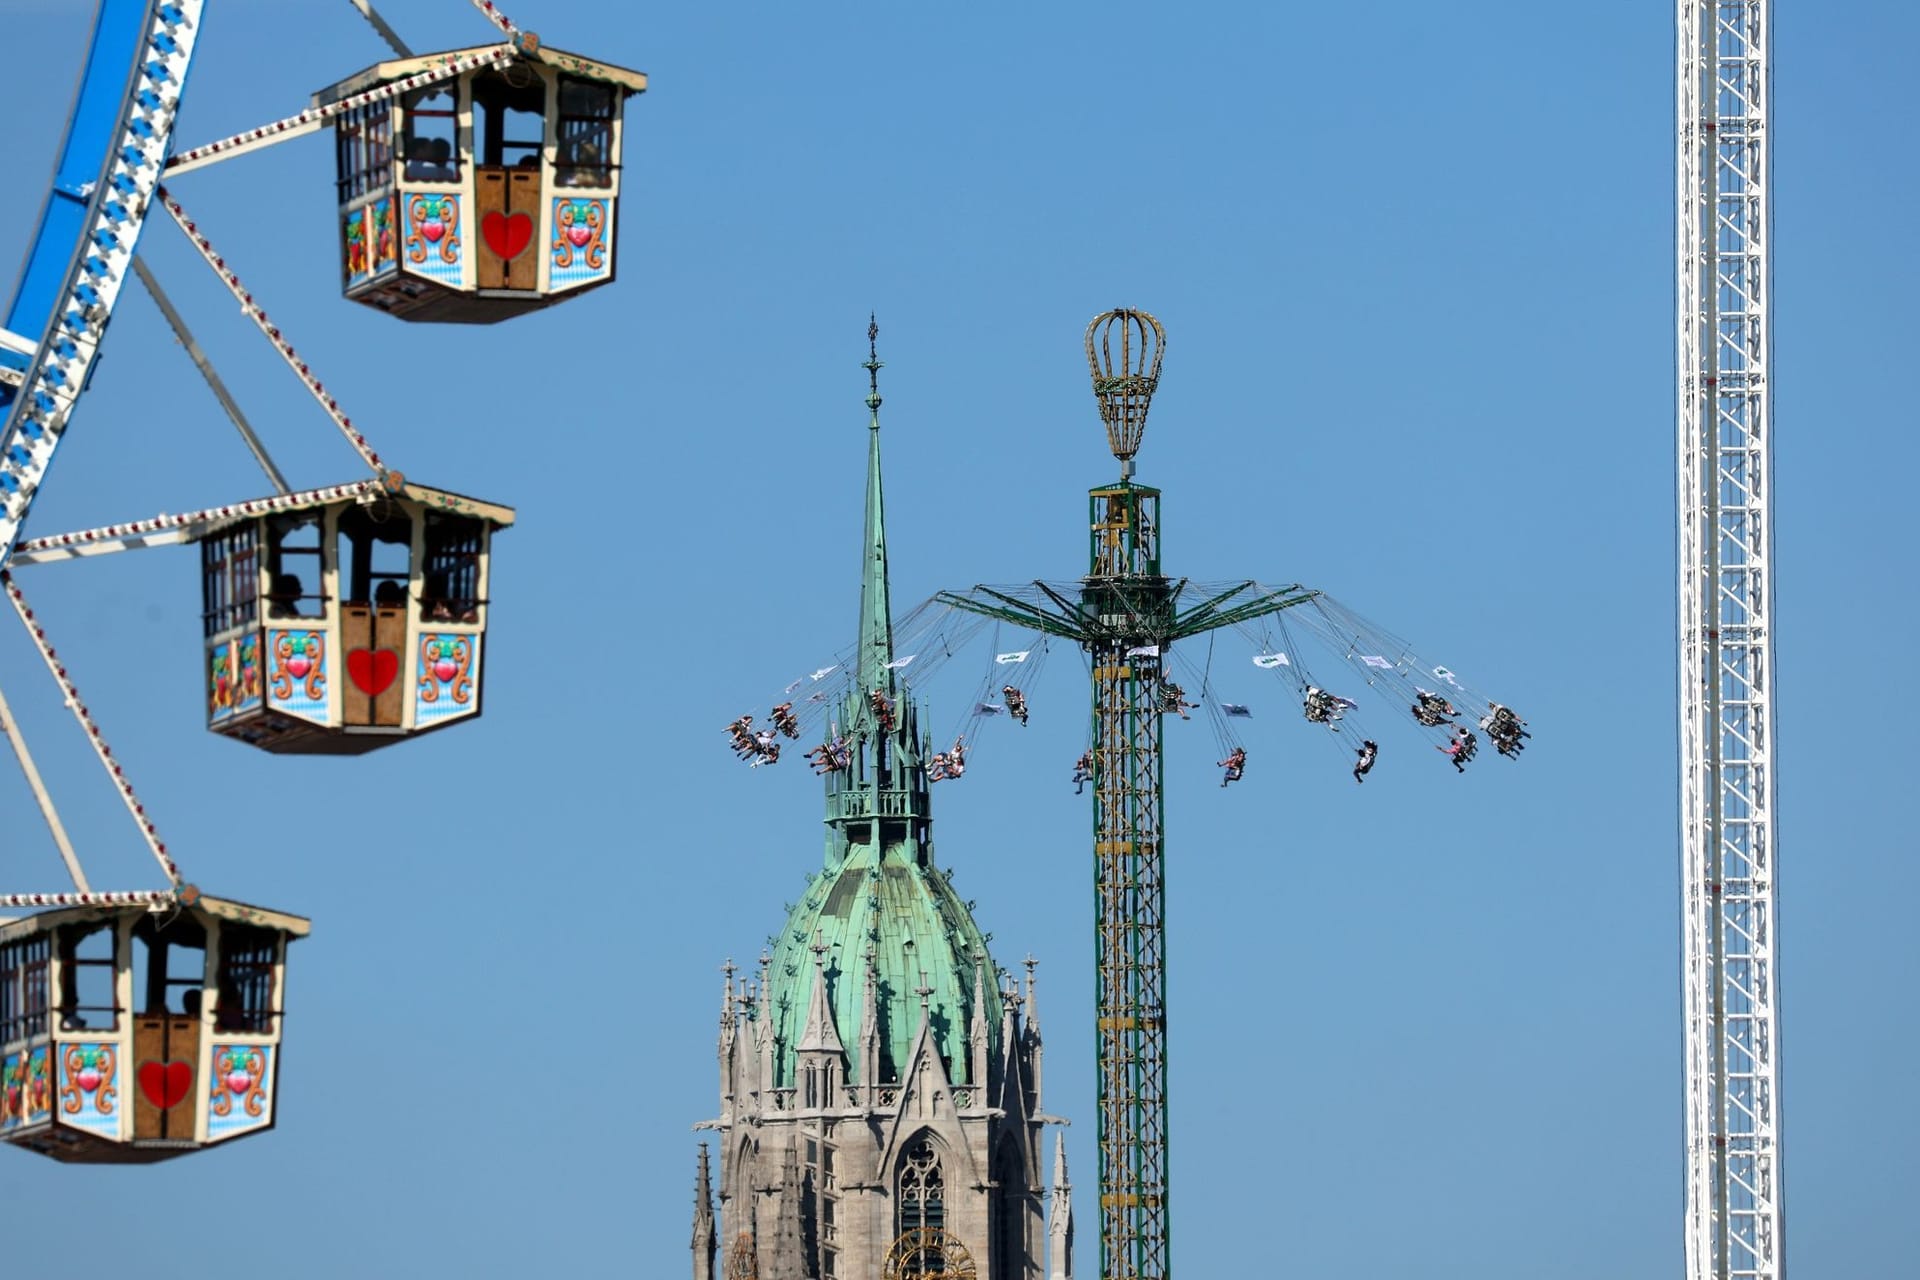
[0,0,644,1163]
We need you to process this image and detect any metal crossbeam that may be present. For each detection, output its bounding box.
[1678,3,1783,1277]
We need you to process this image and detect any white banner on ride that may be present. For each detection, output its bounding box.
[1252,653,1290,668]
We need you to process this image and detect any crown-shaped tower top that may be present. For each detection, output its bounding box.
[1085,307,1165,479]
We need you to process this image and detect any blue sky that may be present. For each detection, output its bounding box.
[1,1,1915,1275]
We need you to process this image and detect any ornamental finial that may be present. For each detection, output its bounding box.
[864,313,883,420]
[1084,307,1165,479]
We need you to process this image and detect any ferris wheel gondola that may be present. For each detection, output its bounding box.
[2,0,638,1163]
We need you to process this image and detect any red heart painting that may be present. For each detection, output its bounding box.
[481,210,534,261]
[347,648,399,696]
[137,1060,192,1111]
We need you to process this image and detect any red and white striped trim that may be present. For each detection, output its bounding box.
[0,890,174,910]
[163,44,513,176]
[11,480,377,563]
[469,1,520,37]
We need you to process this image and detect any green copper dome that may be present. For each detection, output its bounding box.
[766,840,999,1087]
[762,324,1002,1087]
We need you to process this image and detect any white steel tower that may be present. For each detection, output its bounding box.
[1677,3,1783,1278]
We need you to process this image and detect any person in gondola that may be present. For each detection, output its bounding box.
[1219,746,1247,787]
[1002,685,1030,726]
[1353,739,1378,784]
[1160,681,1197,720]
[267,573,304,619]
[1072,751,1094,795]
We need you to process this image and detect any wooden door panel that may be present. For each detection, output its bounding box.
[131,1017,165,1139]
[474,166,540,290]
[373,606,408,726]
[132,1016,199,1140]
[504,170,541,290]
[342,605,374,725]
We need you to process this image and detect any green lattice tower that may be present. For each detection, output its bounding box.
[935,310,1317,1278]
[1083,309,1175,1278]
[1086,475,1175,1278]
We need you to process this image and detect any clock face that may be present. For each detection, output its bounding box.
[728,1233,756,1280]
[884,1227,979,1280]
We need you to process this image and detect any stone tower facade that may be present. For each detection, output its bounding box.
[692,338,1071,1279]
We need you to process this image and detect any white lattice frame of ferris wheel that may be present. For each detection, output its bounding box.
[1677,3,1782,1279]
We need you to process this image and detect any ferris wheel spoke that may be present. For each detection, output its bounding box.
[158,189,392,481]
[130,256,289,494]
[9,481,376,564]
[346,0,415,58]
[162,43,511,178]
[467,0,521,39]
[0,677,90,895]
[0,890,176,910]
[2,572,186,892]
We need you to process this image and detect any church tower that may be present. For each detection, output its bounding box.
[695,324,1069,1279]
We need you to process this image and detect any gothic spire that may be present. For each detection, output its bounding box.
[969,952,991,1090]
[1024,953,1045,1107]
[796,935,845,1055]
[1049,1131,1075,1280]
[857,314,894,691]
[826,316,932,842]
[766,1145,809,1280]
[691,1144,717,1280]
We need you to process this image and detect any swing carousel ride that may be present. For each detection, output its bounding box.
[0,0,643,1161]
[723,310,1533,1277]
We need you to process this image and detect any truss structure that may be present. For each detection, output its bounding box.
[940,536,1312,1279]
[1677,3,1783,1277]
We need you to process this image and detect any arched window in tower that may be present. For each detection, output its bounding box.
[896,1136,947,1239]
